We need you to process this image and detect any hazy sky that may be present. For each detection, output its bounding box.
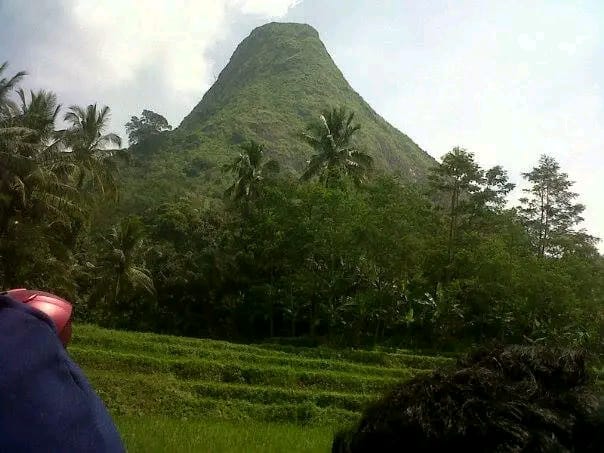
[1,0,602,245]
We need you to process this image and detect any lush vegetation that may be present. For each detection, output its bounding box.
[106,139,603,351]
[1,17,603,449]
[72,324,446,418]
[73,323,449,451]
[73,325,604,451]
[2,19,602,452]
[170,22,433,178]
[0,62,125,293]
[1,55,602,354]
[125,109,172,146]
[116,417,333,453]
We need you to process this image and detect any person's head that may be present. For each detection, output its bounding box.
[333,345,603,452]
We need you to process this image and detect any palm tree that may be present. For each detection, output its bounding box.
[223,140,279,201]
[301,107,373,186]
[0,62,26,116]
[63,104,124,193]
[1,85,76,232]
[0,67,79,286]
[91,217,155,306]
[0,62,28,144]
[15,89,61,142]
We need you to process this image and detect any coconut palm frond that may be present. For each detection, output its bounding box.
[300,107,372,185]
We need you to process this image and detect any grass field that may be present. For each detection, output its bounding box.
[115,417,334,453]
[71,325,603,452]
[70,324,452,452]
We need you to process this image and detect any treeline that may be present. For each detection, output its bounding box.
[0,63,126,293]
[1,63,602,350]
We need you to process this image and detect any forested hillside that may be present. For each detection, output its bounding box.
[0,22,602,353]
[118,23,435,215]
[178,23,433,176]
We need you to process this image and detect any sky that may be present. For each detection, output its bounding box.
[1,0,603,245]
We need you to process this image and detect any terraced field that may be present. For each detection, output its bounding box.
[70,324,452,452]
[70,325,603,452]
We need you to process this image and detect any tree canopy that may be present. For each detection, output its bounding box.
[301,107,373,186]
[1,62,602,355]
[519,154,587,257]
[125,109,172,145]
[223,140,279,202]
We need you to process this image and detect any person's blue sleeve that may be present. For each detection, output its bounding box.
[0,294,124,452]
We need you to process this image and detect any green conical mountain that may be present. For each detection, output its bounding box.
[124,22,435,211]
[175,22,434,178]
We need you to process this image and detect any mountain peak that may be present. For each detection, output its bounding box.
[177,22,434,178]
[250,21,320,38]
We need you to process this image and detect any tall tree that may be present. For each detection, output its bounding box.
[223,140,279,202]
[125,109,172,145]
[519,155,586,257]
[63,104,123,193]
[14,89,61,143]
[0,67,79,288]
[90,217,155,307]
[475,165,515,212]
[429,147,483,265]
[300,107,373,186]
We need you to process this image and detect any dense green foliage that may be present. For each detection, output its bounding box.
[222,140,280,202]
[125,109,172,146]
[2,21,603,452]
[103,143,602,349]
[140,23,433,184]
[0,62,124,292]
[0,24,604,451]
[300,107,373,185]
[519,154,590,257]
[1,22,602,354]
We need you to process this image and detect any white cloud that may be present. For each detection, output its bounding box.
[70,0,299,96]
[517,34,538,52]
[235,0,302,17]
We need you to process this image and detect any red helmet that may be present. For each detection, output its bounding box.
[6,289,73,346]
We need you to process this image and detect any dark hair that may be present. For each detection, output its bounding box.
[333,345,603,452]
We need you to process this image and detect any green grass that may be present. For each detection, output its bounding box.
[116,417,333,453]
[71,324,603,451]
[71,324,449,451]
[72,347,415,394]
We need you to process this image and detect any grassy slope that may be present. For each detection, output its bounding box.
[72,324,448,423]
[71,324,451,451]
[72,325,603,452]
[116,417,333,453]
